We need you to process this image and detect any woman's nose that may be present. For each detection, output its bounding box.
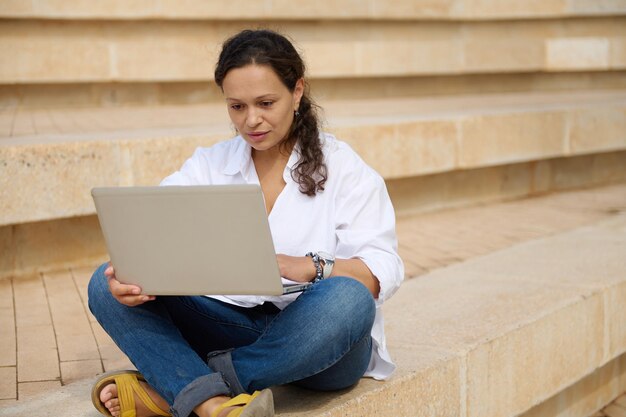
[246,109,262,127]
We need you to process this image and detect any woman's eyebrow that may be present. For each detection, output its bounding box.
[225,93,279,101]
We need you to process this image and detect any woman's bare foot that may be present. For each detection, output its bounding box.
[99,380,169,417]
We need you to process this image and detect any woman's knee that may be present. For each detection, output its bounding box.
[315,277,376,334]
[87,262,112,314]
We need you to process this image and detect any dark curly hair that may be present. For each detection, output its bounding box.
[214,29,327,196]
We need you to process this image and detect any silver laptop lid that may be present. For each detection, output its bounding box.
[91,185,285,296]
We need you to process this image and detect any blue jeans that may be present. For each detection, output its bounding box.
[88,263,375,417]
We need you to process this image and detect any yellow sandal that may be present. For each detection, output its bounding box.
[91,370,171,417]
[210,389,274,417]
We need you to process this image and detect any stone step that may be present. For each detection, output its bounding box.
[2,0,626,20]
[1,209,625,417]
[1,18,625,83]
[1,89,625,226]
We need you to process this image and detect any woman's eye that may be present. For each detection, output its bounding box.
[260,101,274,107]
[230,104,243,111]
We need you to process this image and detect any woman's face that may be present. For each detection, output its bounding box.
[222,64,304,154]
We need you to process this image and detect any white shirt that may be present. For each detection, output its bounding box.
[160,133,404,380]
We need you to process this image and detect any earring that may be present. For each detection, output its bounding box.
[294,110,300,117]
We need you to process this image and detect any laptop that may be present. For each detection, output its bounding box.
[91,185,311,296]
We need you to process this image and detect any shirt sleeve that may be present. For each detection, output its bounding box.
[333,157,404,305]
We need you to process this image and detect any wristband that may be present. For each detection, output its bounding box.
[316,251,335,279]
[305,252,323,282]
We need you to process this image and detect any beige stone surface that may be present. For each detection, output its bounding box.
[2,216,108,280]
[0,226,14,275]
[0,22,111,83]
[357,39,463,75]
[113,32,216,81]
[2,19,626,83]
[458,111,566,168]
[12,276,50,328]
[12,276,60,383]
[384,213,626,417]
[520,354,625,417]
[16,324,59,382]
[448,220,626,290]
[0,280,15,368]
[1,122,229,226]
[464,39,544,71]
[160,0,267,18]
[547,151,626,190]
[7,72,626,110]
[71,266,98,323]
[0,185,625,416]
[3,0,625,19]
[17,381,62,401]
[59,360,103,385]
[466,294,604,417]
[0,367,16,400]
[612,38,626,68]
[270,0,367,19]
[371,0,457,18]
[462,0,567,17]
[0,140,124,225]
[43,271,100,362]
[607,281,626,360]
[605,404,626,417]
[570,107,626,154]
[386,152,626,217]
[123,134,224,186]
[385,265,595,352]
[567,0,626,15]
[304,41,356,78]
[546,38,611,70]
[274,348,461,416]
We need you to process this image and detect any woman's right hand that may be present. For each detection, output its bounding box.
[105,263,156,306]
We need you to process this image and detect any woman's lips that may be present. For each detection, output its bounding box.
[247,131,269,141]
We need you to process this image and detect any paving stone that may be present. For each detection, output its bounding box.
[60,360,102,385]
[71,265,99,323]
[16,323,59,382]
[0,367,16,400]
[17,381,62,401]
[0,280,15,367]
[43,270,100,362]
[12,275,51,328]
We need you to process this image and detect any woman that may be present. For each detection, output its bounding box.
[89,29,403,417]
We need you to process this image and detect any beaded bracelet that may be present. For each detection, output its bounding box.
[305,252,324,282]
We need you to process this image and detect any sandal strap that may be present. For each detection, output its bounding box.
[210,392,261,417]
[116,374,136,417]
[115,373,171,417]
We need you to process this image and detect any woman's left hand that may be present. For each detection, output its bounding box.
[276,254,317,283]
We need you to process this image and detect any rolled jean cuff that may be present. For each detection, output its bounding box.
[207,349,246,396]
[171,373,231,417]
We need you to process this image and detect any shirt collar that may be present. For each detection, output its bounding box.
[222,136,251,176]
[222,136,301,183]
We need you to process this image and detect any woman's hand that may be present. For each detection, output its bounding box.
[105,263,155,307]
[276,254,317,283]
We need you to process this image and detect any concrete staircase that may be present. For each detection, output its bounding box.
[1,192,625,417]
[1,1,626,415]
